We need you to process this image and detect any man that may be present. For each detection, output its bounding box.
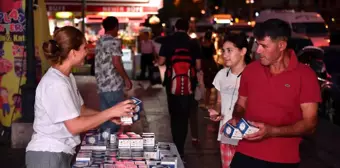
[95,16,132,133]
[229,19,321,167]
[158,19,202,157]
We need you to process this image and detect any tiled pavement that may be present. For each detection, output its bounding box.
[1,76,340,168]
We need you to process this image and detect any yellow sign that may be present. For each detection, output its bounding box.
[0,0,50,127]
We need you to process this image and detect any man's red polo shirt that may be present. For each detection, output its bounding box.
[237,50,321,163]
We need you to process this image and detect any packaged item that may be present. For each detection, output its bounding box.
[121,97,143,125]
[236,118,259,135]
[85,134,101,144]
[76,152,92,162]
[142,133,155,147]
[161,156,177,168]
[223,123,243,140]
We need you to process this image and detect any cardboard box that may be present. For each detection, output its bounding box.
[76,152,92,162]
[121,115,133,125]
[85,134,101,144]
[81,144,107,151]
[130,137,143,150]
[223,123,243,140]
[236,118,259,135]
[161,156,177,168]
[101,128,111,141]
[144,149,159,160]
[110,134,117,144]
[142,133,155,147]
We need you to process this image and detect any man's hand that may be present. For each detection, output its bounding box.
[124,79,132,90]
[208,109,223,122]
[243,121,273,141]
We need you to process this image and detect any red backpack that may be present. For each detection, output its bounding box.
[166,48,196,95]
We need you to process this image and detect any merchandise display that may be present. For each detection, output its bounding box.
[73,131,184,168]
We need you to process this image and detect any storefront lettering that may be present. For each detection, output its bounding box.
[102,6,143,13]
[48,6,66,12]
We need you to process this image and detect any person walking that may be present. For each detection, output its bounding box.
[158,18,202,158]
[95,16,133,133]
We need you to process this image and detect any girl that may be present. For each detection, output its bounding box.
[208,33,251,167]
[25,26,135,168]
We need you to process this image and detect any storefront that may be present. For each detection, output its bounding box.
[45,0,163,77]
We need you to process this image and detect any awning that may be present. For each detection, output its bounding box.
[45,0,162,13]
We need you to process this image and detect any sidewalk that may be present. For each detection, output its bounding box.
[1,76,340,168]
[76,76,340,168]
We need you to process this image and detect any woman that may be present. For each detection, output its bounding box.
[201,31,218,109]
[25,26,135,168]
[208,33,251,168]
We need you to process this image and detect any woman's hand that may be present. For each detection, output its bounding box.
[108,100,135,118]
[208,109,223,122]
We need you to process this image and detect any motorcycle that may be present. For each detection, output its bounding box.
[298,46,337,124]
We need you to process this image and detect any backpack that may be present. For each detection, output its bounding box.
[166,48,196,95]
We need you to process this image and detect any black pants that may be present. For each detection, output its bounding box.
[140,53,154,79]
[230,152,299,168]
[167,93,196,156]
[190,99,199,139]
[87,58,95,76]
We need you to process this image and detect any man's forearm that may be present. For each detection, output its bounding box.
[232,104,246,119]
[270,118,317,137]
[81,106,100,116]
[114,60,129,80]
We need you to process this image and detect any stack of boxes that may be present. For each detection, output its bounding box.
[74,132,180,168]
[73,97,181,168]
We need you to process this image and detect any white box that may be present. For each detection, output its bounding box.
[144,150,159,160]
[223,123,243,140]
[161,156,177,168]
[118,138,131,149]
[80,144,107,151]
[76,152,92,162]
[236,118,259,135]
[130,137,144,149]
[159,150,174,159]
[121,116,133,125]
[143,134,155,147]
[110,134,117,144]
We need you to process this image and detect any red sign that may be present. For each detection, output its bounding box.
[46,5,159,13]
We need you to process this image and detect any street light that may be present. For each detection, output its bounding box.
[245,0,254,21]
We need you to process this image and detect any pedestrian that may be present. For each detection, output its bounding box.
[227,19,321,168]
[158,18,203,158]
[25,26,135,168]
[208,33,251,168]
[139,31,156,80]
[95,16,133,133]
[201,30,218,109]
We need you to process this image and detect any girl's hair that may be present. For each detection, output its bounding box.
[224,32,252,64]
[42,26,85,65]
